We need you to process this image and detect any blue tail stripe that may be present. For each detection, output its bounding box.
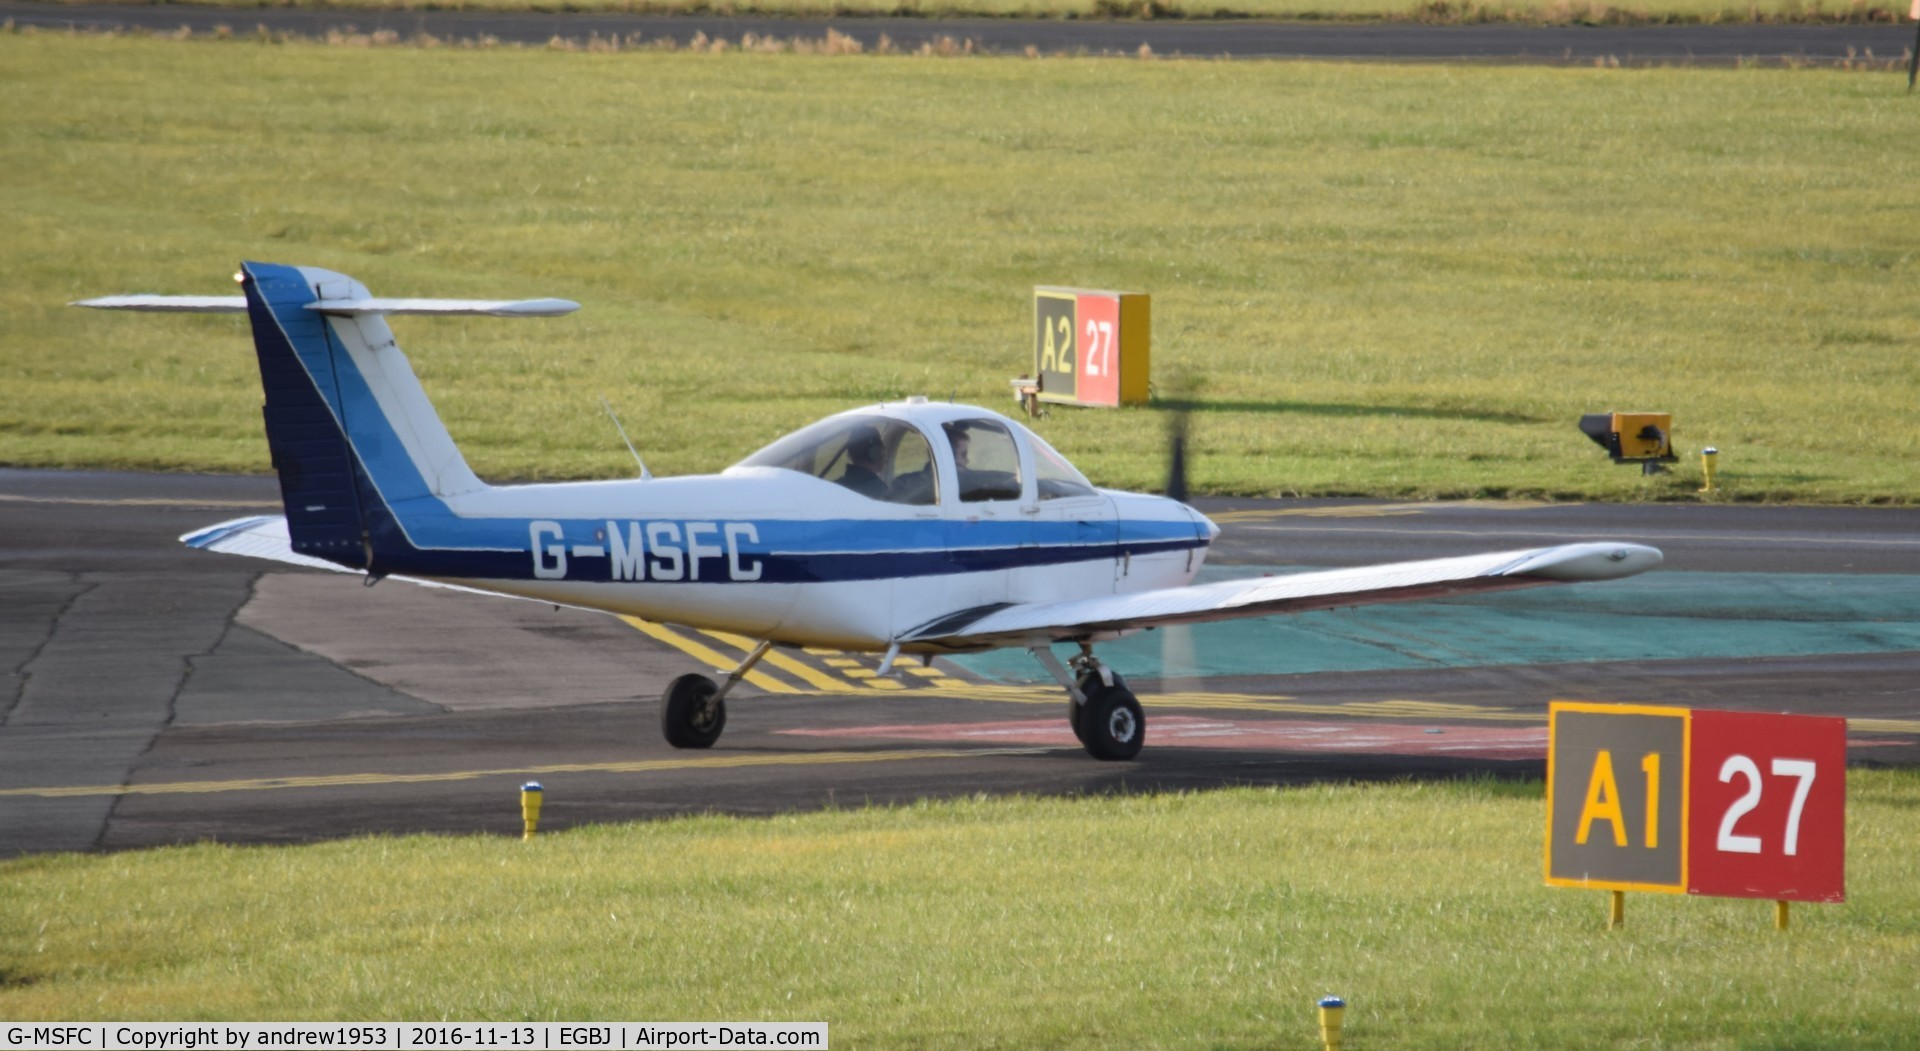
[248,262,442,512]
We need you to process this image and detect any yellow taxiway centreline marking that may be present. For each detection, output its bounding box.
[1221,520,1920,550]
[619,617,798,694]
[0,493,279,510]
[1846,717,1920,735]
[0,746,1058,800]
[1209,500,1553,524]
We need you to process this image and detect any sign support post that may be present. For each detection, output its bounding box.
[1908,0,1920,90]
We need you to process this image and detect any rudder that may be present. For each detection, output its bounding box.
[242,263,376,567]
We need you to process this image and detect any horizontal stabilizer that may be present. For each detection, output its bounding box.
[306,297,580,317]
[73,295,248,313]
[75,294,577,317]
[182,515,357,572]
[182,514,598,609]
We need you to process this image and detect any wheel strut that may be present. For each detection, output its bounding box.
[711,639,773,706]
[1029,644,1088,703]
[1069,641,1114,689]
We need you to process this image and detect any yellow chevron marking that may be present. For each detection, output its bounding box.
[692,632,940,695]
[619,618,799,694]
[691,628,859,693]
[0,747,1058,800]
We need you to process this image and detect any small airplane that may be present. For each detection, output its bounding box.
[77,262,1663,760]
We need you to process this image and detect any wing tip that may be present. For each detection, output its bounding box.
[1503,542,1663,581]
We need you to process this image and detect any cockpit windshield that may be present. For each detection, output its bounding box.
[1023,427,1097,500]
[738,415,938,505]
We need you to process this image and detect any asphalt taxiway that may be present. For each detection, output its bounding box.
[2,467,1916,856]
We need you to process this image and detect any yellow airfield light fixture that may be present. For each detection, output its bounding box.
[1317,996,1346,1051]
[521,781,543,841]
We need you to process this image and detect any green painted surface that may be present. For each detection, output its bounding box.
[946,571,1920,683]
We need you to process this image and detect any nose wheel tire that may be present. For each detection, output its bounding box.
[1074,671,1144,761]
[662,672,725,749]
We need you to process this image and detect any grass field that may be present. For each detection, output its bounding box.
[3,775,1918,1046]
[44,0,1913,25]
[4,34,1918,502]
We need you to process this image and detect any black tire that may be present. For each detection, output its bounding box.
[1080,680,1144,761]
[661,673,725,749]
[1069,668,1114,747]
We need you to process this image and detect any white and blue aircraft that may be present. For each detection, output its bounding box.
[78,262,1663,760]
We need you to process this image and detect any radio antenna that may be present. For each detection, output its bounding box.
[599,396,651,480]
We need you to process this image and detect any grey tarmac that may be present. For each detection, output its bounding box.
[1,467,1916,856]
[0,2,1911,65]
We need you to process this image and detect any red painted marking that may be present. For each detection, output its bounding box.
[781,717,1553,759]
[780,717,1909,759]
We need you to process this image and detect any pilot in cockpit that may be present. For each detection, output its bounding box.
[836,426,888,499]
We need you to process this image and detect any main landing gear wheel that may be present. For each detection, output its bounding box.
[661,672,725,749]
[1069,672,1098,747]
[1028,644,1147,761]
[1077,672,1144,761]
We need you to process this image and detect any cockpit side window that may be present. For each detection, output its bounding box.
[738,416,937,506]
[883,428,938,506]
[943,419,1024,503]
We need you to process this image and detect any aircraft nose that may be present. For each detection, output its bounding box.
[1191,507,1221,541]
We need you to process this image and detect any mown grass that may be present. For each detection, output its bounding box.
[50,0,1913,26]
[2,774,1918,1046]
[4,34,1918,502]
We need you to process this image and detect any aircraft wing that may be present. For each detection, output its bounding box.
[902,542,1662,651]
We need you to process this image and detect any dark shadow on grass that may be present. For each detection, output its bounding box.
[1154,398,1546,425]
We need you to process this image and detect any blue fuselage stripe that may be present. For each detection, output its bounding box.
[382,527,1206,584]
